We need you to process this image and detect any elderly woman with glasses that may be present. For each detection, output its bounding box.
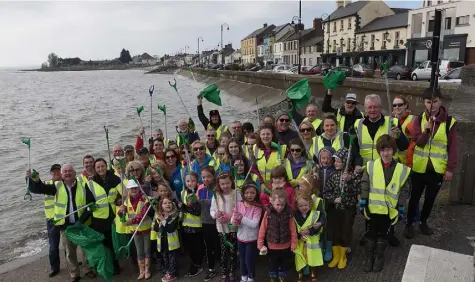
[184,141,216,184]
[392,96,414,166]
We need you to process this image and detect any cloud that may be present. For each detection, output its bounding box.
[0,1,420,67]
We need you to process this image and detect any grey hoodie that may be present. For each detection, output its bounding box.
[317,146,336,196]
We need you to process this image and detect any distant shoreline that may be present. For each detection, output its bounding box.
[21,65,156,72]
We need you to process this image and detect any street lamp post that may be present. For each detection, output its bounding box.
[322,13,330,64]
[291,14,302,74]
[197,37,204,66]
[220,23,230,65]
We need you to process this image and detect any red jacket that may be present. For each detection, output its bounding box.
[260,183,295,210]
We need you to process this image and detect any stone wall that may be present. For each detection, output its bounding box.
[188,67,475,204]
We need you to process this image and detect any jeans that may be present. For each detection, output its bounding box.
[133,233,152,259]
[407,171,444,225]
[268,248,291,276]
[46,219,61,272]
[238,241,257,279]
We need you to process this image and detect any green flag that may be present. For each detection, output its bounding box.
[286,78,311,111]
[199,84,222,106]
[323,71,346,90]
[158,104,166,114]
[380,62,388,75]
[21,138,31,149]
[136,106,144,116]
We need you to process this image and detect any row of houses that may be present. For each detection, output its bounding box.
[236,0,475,69]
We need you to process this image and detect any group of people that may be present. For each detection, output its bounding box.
[26,88,457,282]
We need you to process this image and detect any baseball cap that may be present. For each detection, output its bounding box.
[124,145,134,153]
[345,93,358,103]
[50,164,61,172]
[138,147,149,155]
[126,179,139,189]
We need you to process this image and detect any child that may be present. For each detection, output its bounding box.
[293,192,324,282]
[210,171,241,282]
[197,166,221,281]
[233,155,260,191]
[215,145,232,173]
[181,171,204,276]
[258,189,297,282]
[324,148,361,270]
[151,182,179,240]
[244,133,258,160]
[154,197,180,282]
[119,179,153,280]
[316,146,336,197]
[260,166,295,210]
[360,135,410,272]
[219,132,232,147]
[231,181,262,282]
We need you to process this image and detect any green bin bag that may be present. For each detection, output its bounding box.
[323,71,346,90]
[65,224,114,281]
[112,223,130,260]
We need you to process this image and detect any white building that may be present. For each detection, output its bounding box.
[225,49,241,65]
[406,0,475,66]
[273,30,295,64]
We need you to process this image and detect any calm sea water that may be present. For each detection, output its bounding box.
[0,69,254,264]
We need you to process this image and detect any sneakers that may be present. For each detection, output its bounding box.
[48,270,59,277]
[240,276,248,282]
[419,222,434,235]
[161,273,177,282]
[187,265,203,277]
[404,225,415,239]
[204,269,217,281]
[220,275,228,282]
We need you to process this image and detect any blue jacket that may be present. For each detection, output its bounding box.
[170,164,184,202]
[184,154,214,184]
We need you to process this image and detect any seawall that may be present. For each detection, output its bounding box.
[182,67,475,205]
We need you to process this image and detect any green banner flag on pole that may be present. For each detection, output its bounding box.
[199,84,222,106]
[323,71,346,90]
[157,104,166,114]
[286,78,311,111]
[136,106,144,116]
[21,138,31,149]
[380,62,388,75]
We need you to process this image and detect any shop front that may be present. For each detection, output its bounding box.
[406,34,467,68]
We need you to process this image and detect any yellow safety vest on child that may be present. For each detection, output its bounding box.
[125,197,152,232]
[181,189,202,228]
[294,209,324,270]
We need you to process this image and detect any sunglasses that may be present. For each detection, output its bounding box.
[128,168,141,173]
[166,155,176,159]
[207,135,215,138]
[279,118,290,123]
[290,148,302,153]
[193,147,205,152]
[346,101,357,105]
[393,103,404,108]
[300,128,312,133]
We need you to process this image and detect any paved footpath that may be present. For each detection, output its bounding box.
[1,196,474,282]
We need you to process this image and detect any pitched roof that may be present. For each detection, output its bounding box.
[276,30,295,42]
[243,24,276,40]
[141,53,154,60]
[356,12,408,34]
[327,1,369,21]
[271,23,290,34]
[284,28,317,41]
[391,8,410,14]
[301,36,324,47]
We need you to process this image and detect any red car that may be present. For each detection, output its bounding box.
[301,63,332,75]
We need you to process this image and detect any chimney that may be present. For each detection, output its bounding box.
[336,0,344,9]
[313,18,323,30]
[263,23,268,28]
[343,0,351,7]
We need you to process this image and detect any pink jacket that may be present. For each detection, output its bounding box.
[231,202,262,242]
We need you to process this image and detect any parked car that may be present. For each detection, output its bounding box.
[387,65,413,80]
[327,65,352,77]
[272,64,293,73]
[412,60,465,81]
[245,66,261,72]
[301,63,332,75]
[257,65,275,72]
[352,64,374,77]
[281,66,299,74]
[438,67,462,84]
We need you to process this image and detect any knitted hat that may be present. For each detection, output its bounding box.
[333,148,349,164]
[275,110,289,120]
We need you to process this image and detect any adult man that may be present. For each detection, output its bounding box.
[197,97,230,140]
[290,101,323,134]
[44,164,62,277]
[404,88,457,238]
[28,164,110,282]
[275,110,299,146]
[175,119,200,146]
[354,94,409,246]
[112,144,124,159]
[124,145,135,163]
[81,155,95,182]
[135,127,169,155]
[137,147,152,170]
[322,90,363,132]
[231,120,245,145]
[205,128,219,156]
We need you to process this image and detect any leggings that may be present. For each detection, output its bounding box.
[327,208,356,247]
[202,223,220,270]
[219,232,237,276]
[268,248,291,277]
[238,241,257,279]
[134,233,152,259]
[162,250,178,276]
[183,231,204,267]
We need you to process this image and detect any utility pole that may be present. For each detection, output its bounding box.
[429,9,442,89]
[221,23,230,65]
[197,37,203,66]
[298,0,302,74]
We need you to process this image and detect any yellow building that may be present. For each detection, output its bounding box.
[322,0,395,65]
[241,23,275,65]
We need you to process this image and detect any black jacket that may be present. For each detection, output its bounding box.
[197,105,222,131]
[322,94,363,132]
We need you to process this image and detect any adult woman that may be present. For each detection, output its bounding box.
[299,120,316,151]
[261,114,275,126]
[392,96,414,166]
[147,161,171,197]
[284,138,313,188]
[255,123,286,183]
[91,158,122,274]
[151,138,165,163]
[164,148,184,202]
[310,115,362,170]
[227,138,243,159]
[125,161,152,196]
[205,129,219,157]
[185,140,216,183]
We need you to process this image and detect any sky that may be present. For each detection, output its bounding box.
[0,0,421,67]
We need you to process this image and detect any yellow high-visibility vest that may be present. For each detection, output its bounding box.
[53,178,87,226]
[302,118,322,131]
[125,197,152,232]
[294,209,323,270]
[255,144,287,183]
[309,133,344,161]
[284,159,313,187]
[181,189,202,228]
[398,115,414,165]
[44,180,56,219]
[354,117,398,164]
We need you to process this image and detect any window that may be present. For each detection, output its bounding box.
[395,31,400,41]
[444,17,452,30]
[348,18,352,29]
[294,41,297,50]
[340,20,344,31]
[456,15,469,26]
[333,22,337,32]
[437,0,443,3]
[383,32,389,40]
[427,0,432,6]
[340,38,344,48]
[371,34,375,48]
[347,37,351,51]
[309,58,313,66]
[428,20,434,32]
[303,46,306,54]
[333,40,337,52]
